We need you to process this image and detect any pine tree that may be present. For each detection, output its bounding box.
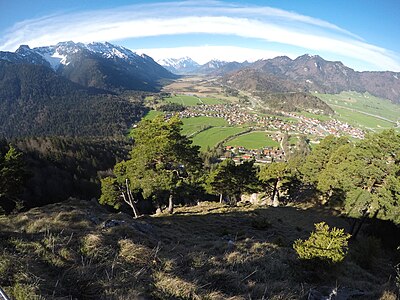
[293,222,351,263]
[100,115,202,216]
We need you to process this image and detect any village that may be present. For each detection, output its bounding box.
[178,103,365,139]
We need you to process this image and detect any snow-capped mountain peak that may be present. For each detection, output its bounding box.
[205,59,227,69]
[158,57,200,74]
[18,41,142,70]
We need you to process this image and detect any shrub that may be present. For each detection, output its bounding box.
[293,222,351,263]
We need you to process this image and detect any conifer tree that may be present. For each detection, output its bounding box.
[100,115,202,216]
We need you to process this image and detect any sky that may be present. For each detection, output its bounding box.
[0,0,399,71]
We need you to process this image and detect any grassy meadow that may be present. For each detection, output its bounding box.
[143,109,163,120]
[191,126,247,150]
[181,116,228,136]
[164,95,224,106]
[226,131,279,149]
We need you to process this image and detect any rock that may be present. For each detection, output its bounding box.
[307,286,368,300]
[103,219,126,228]
[227,239,235,251]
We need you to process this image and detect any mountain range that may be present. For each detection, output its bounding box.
[0,41,176,92]
[159,55,400,104]
[0,41,175,137]
[158,57,250,75]
[244,54,400,104]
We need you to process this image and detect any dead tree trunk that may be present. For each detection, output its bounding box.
[272,178,280,207]
[219,193,223,203]
[168,193,174,214]
[120,179,139,218]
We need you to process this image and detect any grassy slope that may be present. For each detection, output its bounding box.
[0,199,397,299]
[298,111,331,122]
[226,131,279,149]
[316,91,400,131]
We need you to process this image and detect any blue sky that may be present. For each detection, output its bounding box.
[1,0,399,71]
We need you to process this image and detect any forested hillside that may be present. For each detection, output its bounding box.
[0,61,146,137]
[0,137,131,212]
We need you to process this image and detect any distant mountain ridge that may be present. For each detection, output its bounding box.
[0,41,176,92]
[158,57,250,75]
[158,57,200,74]
[230,54,400,104]
[159,53,400,103]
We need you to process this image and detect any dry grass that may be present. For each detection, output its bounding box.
[0,198,398,299]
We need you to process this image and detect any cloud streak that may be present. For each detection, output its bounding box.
[1,1,399,71]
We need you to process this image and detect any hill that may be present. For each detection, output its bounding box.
[0,199,397,299]
[246,54,400,104]
[0,61,145,138]
[222,69,334,114]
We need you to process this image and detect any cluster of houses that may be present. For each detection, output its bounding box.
[222,145,286,164]
[179,104,262,125]
[284,113,365,139]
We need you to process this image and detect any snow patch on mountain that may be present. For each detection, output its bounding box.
[84,42,140,60]
[31,41,143,70]
[38,51,68,69]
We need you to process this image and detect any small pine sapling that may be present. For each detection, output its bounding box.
[293,222,351,263]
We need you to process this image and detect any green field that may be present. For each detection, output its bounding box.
[143,110,163,120]
[316,91,400,130]
[226,131,279,149]
[181,117,228,136]
[163,95,224,106]
[333,106,394,130]
[164,95,202,106]
[191,127,247,150]
[199,97,225,105]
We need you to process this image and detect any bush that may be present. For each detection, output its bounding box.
[293,222,351,263]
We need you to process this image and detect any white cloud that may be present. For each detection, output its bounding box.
[0,1,399,71]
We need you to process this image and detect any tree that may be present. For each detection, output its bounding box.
[0,145,29,212]
[259,162,287,206]
[317,130,400,224]
[293,222,351,263]
[259,155,303,207]
[100,115,202,216]
[300,135,349,186]
[207,159,259,204]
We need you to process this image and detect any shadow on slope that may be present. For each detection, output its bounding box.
[0,199,398,299]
